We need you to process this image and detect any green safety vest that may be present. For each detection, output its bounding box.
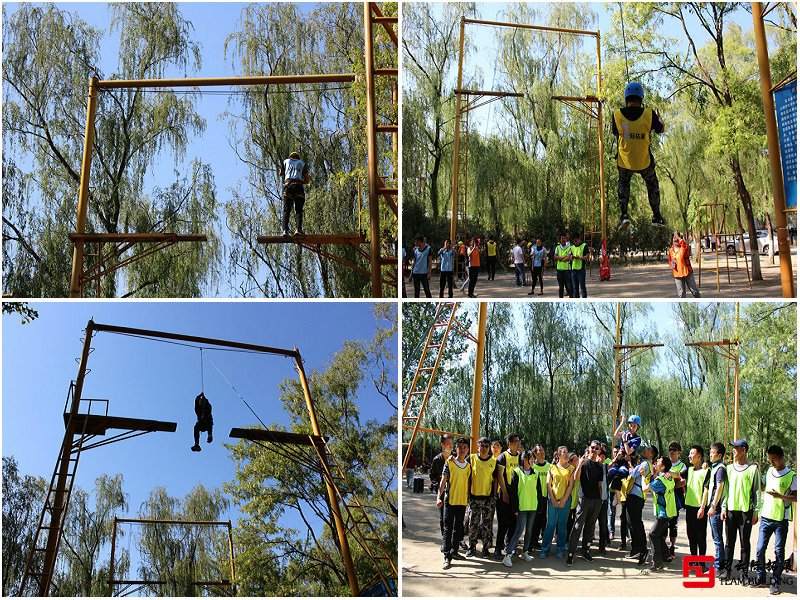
[614,107,653,171]
[571,476,580,509]
[571,243,587,271]
[533,462,549,497]
[514,467,539,511]
[555,244,572,270]
[652,474,677,518]
[725,463,759,512]
[761,469,796,522]
[685,466,708,508]
[502,450,520,485]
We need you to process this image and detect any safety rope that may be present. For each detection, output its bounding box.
[619,3,630,82]
[204,355,268,430]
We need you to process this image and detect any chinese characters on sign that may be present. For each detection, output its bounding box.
[774,80,797,210]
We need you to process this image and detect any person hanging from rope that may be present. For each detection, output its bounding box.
[612,82,666,231]
[191,392,213,452]
[280,151,310,236]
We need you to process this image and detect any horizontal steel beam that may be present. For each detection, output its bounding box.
[69,233,207,243]
[229,427,328,446]
[257,233,366,245]
[455,88,524,97]
[96,73,356,90]
[114,518,230,526]
[464,17,599,38]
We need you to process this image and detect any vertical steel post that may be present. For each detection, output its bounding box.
[596,33,607,245]
[450,17,466,244]
[470,303,487,452]
[364,3,383,298]
[733,303,740,440]
[69,77,99,298]
[612,302,622,441]
[752,3,795,298]
[227,520,236,592]
[294,352,360,596]
[108,517,118,596]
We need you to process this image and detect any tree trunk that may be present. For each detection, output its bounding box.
[729,156,762,280]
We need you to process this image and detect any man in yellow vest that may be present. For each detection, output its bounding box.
[436,438,471,569]
[466,436,508,558]
[554,232,573,298]
[494,432,522,559]
[685,445,710,565]
[642,455,677,572]
[485,236,498,281]
[720,439,761,583]
[570,232,590,298]
[612,82,666,231]
[752,444,796,594]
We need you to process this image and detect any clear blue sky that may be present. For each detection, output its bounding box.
[2,301,396,531]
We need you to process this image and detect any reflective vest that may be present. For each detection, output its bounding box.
[469,454,497,497]
[446,460,470,506]
[514,467,539,511]
[486,241,497,257]
[555,244,572,271]
[653,475,677,518]
[685,465,708,508]
[502,450,520,485]
[725,463,759,512]
[549,463,575,500]
[670,460,686,508]
[533,462,549,497]
[283,157,306,181]
[614,107,653,171]
[571,477,579,509]
[760,469,795,521]
[571,243,587,271]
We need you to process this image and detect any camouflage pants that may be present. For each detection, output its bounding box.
[617,161,661,217]
[468,496,496,548]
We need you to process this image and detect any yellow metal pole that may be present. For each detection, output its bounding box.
[733,303,740,440]
[227,520,236,592]
[69,76,99,298]
[107,517,117,596]
[364,3,383,298]
[752,3,795,298]
[470,302,487,453]
[450,17,466,244]
[612,302,622,441]
[295,352,360,596]
[596,33,607,245]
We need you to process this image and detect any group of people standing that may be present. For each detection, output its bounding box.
[424,416,795,594]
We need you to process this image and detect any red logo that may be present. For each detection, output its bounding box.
[682,555,715,588]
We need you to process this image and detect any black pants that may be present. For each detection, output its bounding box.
[530,495,548,548]
[282,181,305,232]
[568,497,602,554]
[412,274,431,298]
[193,419,213,445]
[685,505,708,556]
[724,510,754,575]
[668,514,679,545]
[438,503,444,536]
[531,265,543,293]
[556,270,572,298]
[495,497,516,553]
[620,501,629,545]
[617,161,660,218]
[599,499,609,549]
[649,516,671,567]
[468,266,479,296]
[626,494,647,556]
[487,256,497,280]
[439,271,454,298]
[442,503,467,556]
[567,507,576,536]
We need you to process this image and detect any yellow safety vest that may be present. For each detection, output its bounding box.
[469,454,497,497]
[556,244,571,271]
[685,466,708,508]
[486,241,497,257]
[725,463,759,512]
[760,468,795,521]
[614,107,653,171]
[446,460,470,506]
[571,243,587,270]
[653,475,677,518]
[502,450,520,485]
[515,467,539,511]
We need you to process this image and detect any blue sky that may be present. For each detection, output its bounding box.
[2,301,396,532]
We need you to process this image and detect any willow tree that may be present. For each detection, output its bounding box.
[2,3,221,298]
[224,3,393,298]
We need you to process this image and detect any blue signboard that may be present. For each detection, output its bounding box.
[774,80,797,209]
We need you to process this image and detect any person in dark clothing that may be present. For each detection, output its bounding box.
[612,82,665,231]
[430,435,453,535]
[192,392,213,452]
[566,441,604,566]
[494,432,522,559]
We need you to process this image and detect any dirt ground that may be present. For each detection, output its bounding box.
[401,484,798,597]
[404,250,797,300]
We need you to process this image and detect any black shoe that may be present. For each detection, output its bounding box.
[207,435,213,443]
[482,547,490,558]
[566,553,574,567]
[581,551,594,562]
[191,444,201,452]
[649,564,665,572]
[652,214,666,228]
[531,541,542,550]
[294,228,305,236]
[669,545,675,558]
[619,543,627,551]
[718,568,730,580]
[618,215,631,231]
[627,549,637,558]
[493,550,502,560]
[466,547,476,558]
[598,547,608,555]
[459,540,468,550]
[451,551,464,560]
[770,583,780,595]
[637,551,649,566]
[750,579,767,588]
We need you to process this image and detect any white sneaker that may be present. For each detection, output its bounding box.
[521,551,534,562]
[502,554,513,567]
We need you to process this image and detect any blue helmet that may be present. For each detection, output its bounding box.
[624,82,644,101]
[627,414,642,427]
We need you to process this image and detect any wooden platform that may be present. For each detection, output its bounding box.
[229,428,327,446]
[66,413,177,436]
[257,233,366,245]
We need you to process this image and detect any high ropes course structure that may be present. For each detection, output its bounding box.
[449,18,607,280]
[19,321,397,597]
[68,2,398,298]
[401,302,742,471]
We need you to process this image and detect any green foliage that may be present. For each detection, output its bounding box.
[1,302,39,324]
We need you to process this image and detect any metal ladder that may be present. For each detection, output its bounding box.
[310,439,397,595]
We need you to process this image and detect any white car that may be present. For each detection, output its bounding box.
[726,230,779,255]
